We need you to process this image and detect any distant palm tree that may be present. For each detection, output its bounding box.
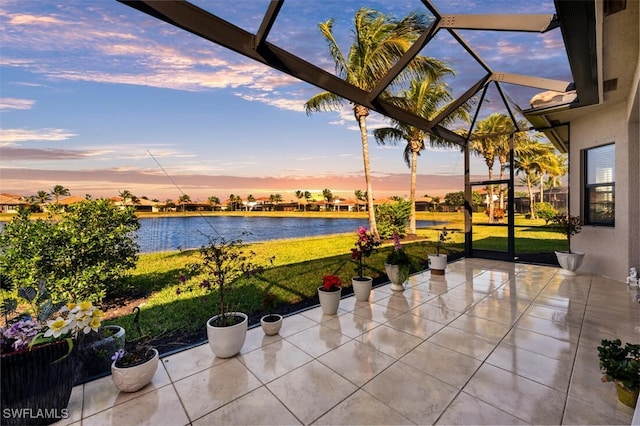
[514,138,556,218]
[374,74,468,235]
[51,185,70,204]
[119,189,133,206]
[208,196,220,205]
[35,190,51,207]
[538,152,567,203]
[303,190,312,211]
[354,189,367,212]
[295,190,304,211]
[305,8,441,238]
[178,194,191,212]
[322,188,333,211]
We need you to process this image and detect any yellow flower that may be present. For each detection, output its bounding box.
[92,309,104,319]
[44,317,71,338]
[65,302,78,311]
[78,301,93,311]
[84,316,102,334]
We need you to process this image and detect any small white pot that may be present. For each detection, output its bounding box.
[206,312,248,358]
[111,348,159,393]
[260,314,283,336]
[318,287,341,315]
[385,263,408,291]
[352,276,373,302]
[428,254,447,275]
[555,251,585,275]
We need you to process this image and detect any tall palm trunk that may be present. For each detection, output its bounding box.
[526,173,536,218]
[355,105,378,239]
[408,140,419,236]
[487,168,495,223]
[498,155,506,210]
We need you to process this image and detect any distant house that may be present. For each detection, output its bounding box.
[0,194,29,213]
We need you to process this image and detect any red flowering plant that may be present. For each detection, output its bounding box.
[350,227,381,279]
[321,275,342,292]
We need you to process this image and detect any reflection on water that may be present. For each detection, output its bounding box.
[133,216,442,253]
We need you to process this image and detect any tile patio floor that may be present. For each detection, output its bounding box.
[59,258,640,425]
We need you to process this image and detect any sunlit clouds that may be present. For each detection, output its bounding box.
[0,128,77,145]
[0,97,34,111]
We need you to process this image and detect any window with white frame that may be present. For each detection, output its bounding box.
[584,143,615,226]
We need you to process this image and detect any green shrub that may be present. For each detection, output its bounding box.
[534,202,557,224]
[375,200,410,239]
[0,199,140,303]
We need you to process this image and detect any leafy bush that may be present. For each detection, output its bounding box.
[534,202,557,224]
[375,200,410,239]
[0,199,140,303]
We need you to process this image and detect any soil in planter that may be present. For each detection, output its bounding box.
[262,314,281,322]
[209,314,245,327]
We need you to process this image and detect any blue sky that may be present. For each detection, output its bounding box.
[0,0,569,202]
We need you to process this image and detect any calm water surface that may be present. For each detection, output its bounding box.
[138,216,441,253]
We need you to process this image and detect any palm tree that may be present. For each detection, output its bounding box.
[303,190,312,211]
[119,189,133,206]
[322,188,333,211]
[514,138,556,218]
[305,8,442,238]
[539,152,567,204]
[354,189,367,212]
[295,190,304,211]
[35,190,50,209]
[51,185,70,204]
[178,194,191,212]
[374,74,468,235]
[469,114,514,222]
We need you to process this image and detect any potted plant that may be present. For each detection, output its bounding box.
[384,232,411,291]
[318,275,342,315]
[110,307,159,392]
[350,226,381,301]
[1,279,104,425]
[551,214,584,274]
[260,292,283,336]
[186,233,274,358]
[597,339,640,408]
[428,227,451,275]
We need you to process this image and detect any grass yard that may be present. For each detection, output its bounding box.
[102,212,565,352]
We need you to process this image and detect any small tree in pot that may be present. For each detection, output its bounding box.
[551,214,584,273]
[187,233,274,357]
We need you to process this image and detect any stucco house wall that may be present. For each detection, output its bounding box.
[569,99,638,282]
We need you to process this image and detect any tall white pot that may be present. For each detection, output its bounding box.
[385,263,408,291]
[428,254,447,275]
[555,251,585,275]
[317,287,341,315]
[352,276,373,302]
[206,312,248,358]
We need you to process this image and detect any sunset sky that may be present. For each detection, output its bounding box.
[0,0,570,202]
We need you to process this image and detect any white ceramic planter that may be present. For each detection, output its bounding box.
[555,251,585,275]
[351,276,373,302]
[385,263,408,291]
[318,287,341,315]
[111,348,159,393]
[206,312,248,358]
[428,254,447,275]
[260,314,283,336]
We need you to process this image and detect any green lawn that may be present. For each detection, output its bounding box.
[104,212,565,345]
